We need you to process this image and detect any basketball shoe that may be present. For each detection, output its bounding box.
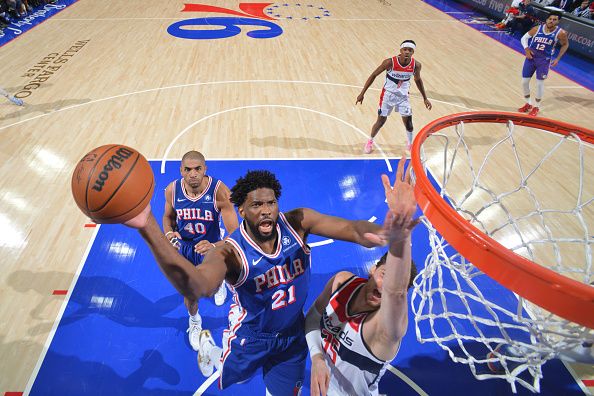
[214,282,227,306]
[188,315,202,351]
[494,22,506,30]
[364,139,374,154]
[518,103,532,113]
[528,107,539,116]
[198,330,217,377]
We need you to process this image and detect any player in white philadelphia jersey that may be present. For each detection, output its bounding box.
[356,40,432,154]
[305,158,419,396]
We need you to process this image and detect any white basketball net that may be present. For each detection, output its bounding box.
[410,119,594,393]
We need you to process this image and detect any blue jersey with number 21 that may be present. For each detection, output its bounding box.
[226,212,311,334]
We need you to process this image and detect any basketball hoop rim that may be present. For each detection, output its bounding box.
[411,111,594,329]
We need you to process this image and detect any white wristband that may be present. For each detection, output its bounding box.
[165,231,174,237]
[305,305,324,357]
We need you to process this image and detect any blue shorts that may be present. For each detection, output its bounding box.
[219,321,307,395]
[179,240,204,266]
[522,56,550,80]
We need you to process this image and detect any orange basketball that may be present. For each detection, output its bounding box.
[71,144,154,223]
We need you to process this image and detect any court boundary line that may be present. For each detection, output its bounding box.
[149,156,404,161]
[50,17,457,22]
[23,225,101,395]
[159,104,394,174]
[386,364,429,396]
[0,79,475,132]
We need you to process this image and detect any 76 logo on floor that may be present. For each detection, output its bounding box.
[167,3,284,40]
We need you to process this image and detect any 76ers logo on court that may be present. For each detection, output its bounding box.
[167,3,331,40]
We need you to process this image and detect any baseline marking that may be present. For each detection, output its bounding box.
[0,79,474,132]
[193,370,220,396]
[159,104,393,174]
[24,225,101,394]
[386,364,429,396]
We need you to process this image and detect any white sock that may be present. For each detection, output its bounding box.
[522,78,531,102]
[211,345,223,371]
[407,130,413,145]
[189,310,200,322]
[535,79,545,104]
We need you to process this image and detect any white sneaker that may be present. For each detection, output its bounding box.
[214,282,227,306]
[198,330,216,377]
[188,315,202,351]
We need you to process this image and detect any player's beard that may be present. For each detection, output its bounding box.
[245,218,278,242]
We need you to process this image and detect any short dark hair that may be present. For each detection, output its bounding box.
[181,150,205,163]
[230,170,282,207]
[375,253,418,290]
[401,39,416,46]
[548,10,562,20]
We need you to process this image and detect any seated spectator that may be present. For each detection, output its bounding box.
[495,0,535,30]
[550,0,577,12]
[572,0,592,17]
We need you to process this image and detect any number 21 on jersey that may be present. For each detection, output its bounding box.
[271,285,296,310]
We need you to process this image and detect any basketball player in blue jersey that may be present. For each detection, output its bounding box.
[124,169,402,395]
[518,11,568,117]
[356,40,432,154]
[162,150,239,351]
[305,160,418,396]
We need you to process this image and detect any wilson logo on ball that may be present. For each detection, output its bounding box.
[92,147,134,192]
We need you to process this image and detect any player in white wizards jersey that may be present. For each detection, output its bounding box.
[305,159,419,396]
[356,40,432,154]
[123,169,401,395]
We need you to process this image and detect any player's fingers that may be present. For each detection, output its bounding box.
[396,157,406,181]
[404,158,412,183]
[363,232,387,246]
[324,373,330,395]
[311,378,320,396]
[381,174,392,193]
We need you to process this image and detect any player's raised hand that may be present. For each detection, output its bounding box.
[194,239,216,255]
[364,157,419,245]
[310,354,330,396]
[383,159,420,240]
[356,93,365,105]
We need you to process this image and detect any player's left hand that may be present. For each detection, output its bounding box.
[551,58,559,67]
[424,98,432,110]
[194,240,217,255]
[364,156,419,245]
[310,354,330,396]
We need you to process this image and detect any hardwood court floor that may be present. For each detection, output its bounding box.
[0,0,592,394]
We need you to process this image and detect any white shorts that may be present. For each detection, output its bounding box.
[378,89,412,117]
